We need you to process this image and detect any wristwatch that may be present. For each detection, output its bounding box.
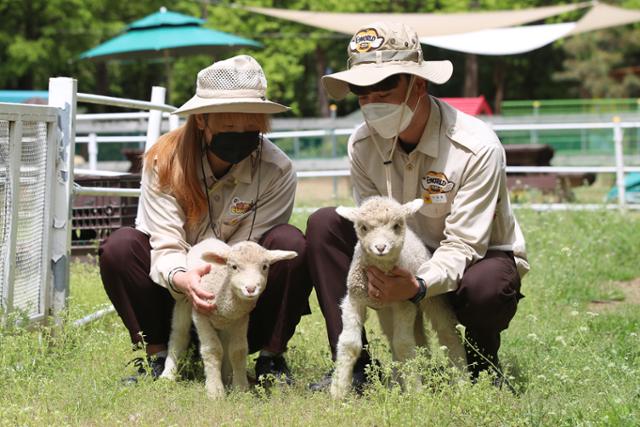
[409,276,427,304]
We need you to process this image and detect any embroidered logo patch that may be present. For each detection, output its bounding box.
[421,171,455,204]
[229,197,254,216]
[349,28,385,53]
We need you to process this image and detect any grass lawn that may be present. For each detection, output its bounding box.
[1,209,639,426]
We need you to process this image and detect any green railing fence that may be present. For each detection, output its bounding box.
[501,98,640,116]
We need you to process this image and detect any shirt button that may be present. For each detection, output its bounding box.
[406,163,414,171]
[214,195,221,202]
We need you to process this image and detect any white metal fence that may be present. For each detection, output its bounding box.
[0,78,175,323]
[72,108,640,209]
[0,101,60,322]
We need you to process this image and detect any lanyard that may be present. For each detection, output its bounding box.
[368,75,416,199]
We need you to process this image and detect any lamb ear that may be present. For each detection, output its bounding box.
[335,206,358,222]
[267,250,298,264]
[403,198,424,215]
[201,250,228,265]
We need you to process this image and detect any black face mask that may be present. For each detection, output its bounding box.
[207,131,260,164]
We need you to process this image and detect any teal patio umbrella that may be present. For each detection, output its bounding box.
[80,7,261,98]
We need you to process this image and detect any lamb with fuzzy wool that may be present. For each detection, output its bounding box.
[330,196,466,399]
[160,238,297,399]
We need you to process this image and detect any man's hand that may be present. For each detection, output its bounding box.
[366,265,420,304]
[172,264,216,314]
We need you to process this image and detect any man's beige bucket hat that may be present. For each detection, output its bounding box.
[173,55,289,115]
[322,22,453,100]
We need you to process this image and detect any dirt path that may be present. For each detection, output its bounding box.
[588,277,640,312]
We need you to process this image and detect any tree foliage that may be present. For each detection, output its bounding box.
[0,0,639,117]
[553,0,640,98]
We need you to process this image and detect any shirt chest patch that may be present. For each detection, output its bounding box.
[421,171,455,204]
[229,197,254,216]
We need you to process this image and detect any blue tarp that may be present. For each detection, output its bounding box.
[607,172,640,203]
[0,90,48,103]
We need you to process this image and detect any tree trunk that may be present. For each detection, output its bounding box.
[315,46,330,117]
[90,62,110,115]
[200,2,208,19]
[463,0,481,98]
[463,54,479,97]
[493,59,506,114]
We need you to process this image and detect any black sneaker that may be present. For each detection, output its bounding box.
[255,354,292,387]
[308,356,380,395]
[121,355,166,385]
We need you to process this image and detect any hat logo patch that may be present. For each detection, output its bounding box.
[350,29,385,53]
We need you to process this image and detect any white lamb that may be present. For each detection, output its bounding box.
[330,196,466,399]
[160,238,297,399]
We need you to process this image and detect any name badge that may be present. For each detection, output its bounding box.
[423,193,447,204]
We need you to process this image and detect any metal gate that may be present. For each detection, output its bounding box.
[0,103,60,322]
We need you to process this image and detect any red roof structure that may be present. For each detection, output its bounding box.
[440,96,493,116]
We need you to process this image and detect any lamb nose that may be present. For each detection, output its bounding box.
[246,286,256,294]
[375,244,386,253]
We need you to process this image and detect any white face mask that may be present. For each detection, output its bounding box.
[361,102,414,139]
[360,75,421,139]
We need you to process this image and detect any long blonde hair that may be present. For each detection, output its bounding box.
[144,113,271,228]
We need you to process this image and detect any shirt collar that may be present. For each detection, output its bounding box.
[416,96,441,159]
[197,151,255,187]
[233,151,255,185]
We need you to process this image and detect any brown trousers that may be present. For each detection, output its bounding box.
[306,207,523,377]
[99,225,312,355]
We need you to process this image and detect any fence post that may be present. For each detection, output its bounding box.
[48,77,78,317]
[88,132,98,170]
[145,86,166,152]
[169,113,180,131]
[613,116,626,210]
[3,120,24,315]
[531,100,540,144]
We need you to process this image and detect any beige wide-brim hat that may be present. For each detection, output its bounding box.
[173,55,289,115]
[322,22,453,100]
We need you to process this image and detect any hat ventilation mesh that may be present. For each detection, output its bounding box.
[200,68,266,93]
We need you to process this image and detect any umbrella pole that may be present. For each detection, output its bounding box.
[164,50,172,103]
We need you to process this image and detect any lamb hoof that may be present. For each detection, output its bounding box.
[159,370,176,381]
[330,380,348,400]
[206,386,225,400]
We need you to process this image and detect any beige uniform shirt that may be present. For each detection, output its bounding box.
[349,96,529,297]
[136,137,296,295]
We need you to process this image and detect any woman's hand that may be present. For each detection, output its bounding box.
[366,266,420,304]
[172,264,217,314]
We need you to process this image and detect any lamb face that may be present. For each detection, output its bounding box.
[227,251,270,301]
[336,197,423,262]
[201,240,297,301]
[357,214,406,260]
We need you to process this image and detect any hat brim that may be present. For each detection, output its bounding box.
[322,60,453,100]
[172,95,290,116]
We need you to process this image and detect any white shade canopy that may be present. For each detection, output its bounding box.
[420,23,577,56]
[246,3,589,38]
[246,2,640,55]
[570,2,640,35]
